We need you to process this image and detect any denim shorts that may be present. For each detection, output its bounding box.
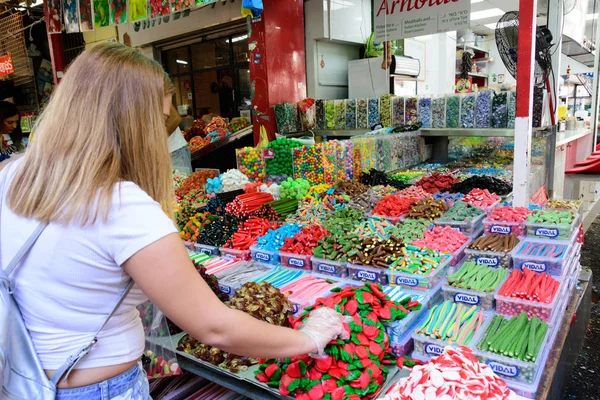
[56,363,151,400]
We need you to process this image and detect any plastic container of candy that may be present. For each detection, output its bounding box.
[464,248,513,269]
[219,247,252,261]
[525,214,580,241]
[544,199,583,215]
[216,279,242,299]
[449,238,473,266]
[194,243,221,256]
[494,276,567,324]
[483,218,527,237]
[279,251,313,271]
[250,246,280,265]
[473,311,560,386]
[346,263,389,285]
[442,269,508,311]
[310,256,348,278]
[370,213,404,225]
[389,312,431,358]
[386,256,451,291]
[510,239,573,276]
[412,312,493,358]
[505,344,549,399]
[474,199,501,215]
[385,302,430,344]
[434,212,485,236]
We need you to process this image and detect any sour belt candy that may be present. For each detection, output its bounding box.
[415,301,485,345]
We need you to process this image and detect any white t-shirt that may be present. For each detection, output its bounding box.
[0,159,177,369]
[168,127,188,153]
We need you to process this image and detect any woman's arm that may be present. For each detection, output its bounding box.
[123,233,323,359]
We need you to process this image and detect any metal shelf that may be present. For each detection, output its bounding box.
[456,43,489,54]
[419,128,514,137]
[562,35,596,67]
[455,72,489,78]
[191,126,253,160]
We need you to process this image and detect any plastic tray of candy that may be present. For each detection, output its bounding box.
[216,279,242,299]
[389,312,430,357]
[494,275,568,325]
[434,212,485,236]
[525,214,580,241]
[543,199,583,215]
[288,277,348,316]
[194,243,221,256]
[310,256,348,278]
[483,218,527,237]
[250,246,280,265]
[279,251,313,271]
[442,271,508,311]
[386,256,451,291]
[505,342,550,399]
[449,238,474,266]
[510,238,574,276]
[219,247,252,261]
[412,312,493,358]
[346,263,389,285]
[473,300,563,386]
[464,247,513,269]
[468,199,500,215]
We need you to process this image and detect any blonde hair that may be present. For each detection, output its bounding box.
[7,43,173,225]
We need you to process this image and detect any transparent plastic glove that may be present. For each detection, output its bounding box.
[299,307,349,358]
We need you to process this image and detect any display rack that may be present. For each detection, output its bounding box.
[191,126,254,161]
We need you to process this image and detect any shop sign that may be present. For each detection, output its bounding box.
[0,54,14,77]
[374,0,471,41]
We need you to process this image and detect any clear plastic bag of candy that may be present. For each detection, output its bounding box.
[380,94,393,127]
[315,99,325,129]
[392,96,405,127]
[418,96,431,128]
[298,98,316,130]
[431,95,446,128]
[405,96,418,124]
[357,98,369,129]
[475,89,493,128]
[346,99,357,129]
[508,90,516,128]
[274,102,299,134]
[137,301,181,380]
[460,93,476,128]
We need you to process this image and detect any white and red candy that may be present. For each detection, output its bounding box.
[384,346,511,400]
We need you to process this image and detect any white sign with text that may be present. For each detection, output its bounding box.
[374,0,471,41]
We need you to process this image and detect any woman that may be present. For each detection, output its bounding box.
[0,101,23,158]
[0,43,346,399]
[163,90,192,175]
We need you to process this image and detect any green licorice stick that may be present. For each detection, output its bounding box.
[528,315,539,358]
[516,320,531,359]
[418,304,437,333]
[448,263,471,282]
[460,263,480,284]
[508,324,523,357]
[486,269,502,291]
[494,315,521,352]
[480,315,501,351]
[479,272,496,291]
[505,313,528,355]
[532,322,548,360]
[487,318,508,351]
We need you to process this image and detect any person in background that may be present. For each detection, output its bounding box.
[0,43,346,399]
[0,101,24,159]
[163,80,192,175]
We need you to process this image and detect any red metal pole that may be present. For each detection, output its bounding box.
[43,0,66,85]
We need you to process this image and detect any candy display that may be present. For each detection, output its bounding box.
[431,96,446,129]
[447,262,508,292]
[370,184,398,198]
[475,90,493,128]
[315,99,326,129]
[373,195,416,219]
[451,175,512,196]
[346,99,357,129]
[354,216,398,241]
[236,147,265,182]
[357,98,369,129]
[176,170,220,198]
[196,214,245,247]
[334,100,346,129]
[545,199,582,213]
[368,97,380,127]
[491,92,509,129]
[313,231,362,262]
[223,217,279,250]
[417,97,431,128]
[404,198,449,220]
[280,275,340,310]
[179,212,219,242]
[460,93,476,128]
[325,100,335,129]
[385,346,510,400]
[322,207,363,232]
[405,97,418,124]
[464,233,520,268]
[274,102,299,134]
[280,224,329,255]
[463,189,501,211]
[188,136,209,152]
[414,301,486,346]
[526,210,577,240]
[348,190,381,215]
[392,96,405,127]
[477,313,548,362]
[416,172,459,194]
[380,94,393,127]
[394,219,431,244]
[347,236,405,269]
[252,266,306,288]
[446,95,461,128]
[412,226,469,257]
[225,192,274,217]
[266,138,304,178]
[484,206,530,236]
[336,180,369,197]
[396,186,430,201]
[280,177,311,200]
[255,224,303,253]
[437,201,485,222]
[256,284,408,399]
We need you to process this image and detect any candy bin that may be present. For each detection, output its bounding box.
[511,239,573,276]
[508,90,516,128]
[236,147,265,182]
[315,99,325,129]
[345,99,357,129]
[443,261,509,311]
[388,247,451,291]
[491,91,509,128]
[323,140,347,184]
[334,99,346,129]
[405,96,418,124]
[431,95,446,128]
[418,96,431,128]
[342,140,355,179]
[464,233,520,269]
[325,100,335,129]
[265,138,303,182]
[368,97,380,127]
[380,93,393,127]
[460,92,476,128]
[274,102,299,134]
[292,143,324,184]
[393,96,405,127]
[525,210,579,241]
[357,98,369,129]
[475,89,494,128]
[446,94,461,128]
[297,98,315,130]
